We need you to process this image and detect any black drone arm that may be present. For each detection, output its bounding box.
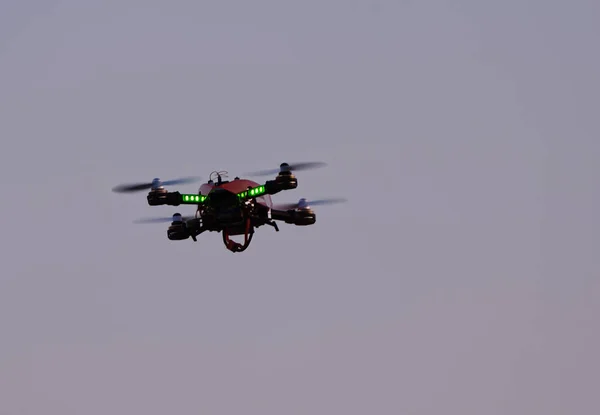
[266,173,298,194]
[265,180,285,195]
[270,208,295,224]
[270,207,316,226]
[236,177,297,202]
[149,179,296,207]
[147,191,207,207]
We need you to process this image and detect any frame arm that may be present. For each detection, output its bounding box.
[270,208,295,224]
[236,178,298,201]
[147,191,207,206]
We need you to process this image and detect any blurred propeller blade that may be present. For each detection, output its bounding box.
[161,176,202,186]
[132,217,175,224]
[273,197,347,210]
[112,182,155,193]
[112,176,202,193]
[244,162,327,177]
[132,214,194,224]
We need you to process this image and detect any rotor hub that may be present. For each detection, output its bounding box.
[297,198,310,209]
[275,163,297,188]
[279,163,291,173]
[151,178,162,189]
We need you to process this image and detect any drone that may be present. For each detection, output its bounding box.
[112,162,347,253]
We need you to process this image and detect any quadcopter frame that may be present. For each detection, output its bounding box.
[145,169,316,252]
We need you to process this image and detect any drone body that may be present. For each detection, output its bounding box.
[112,162,345,253]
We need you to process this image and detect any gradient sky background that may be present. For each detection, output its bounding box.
[1,1,598,414]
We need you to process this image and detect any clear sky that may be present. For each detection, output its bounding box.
[1,0,598,414]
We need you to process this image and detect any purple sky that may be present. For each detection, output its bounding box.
[1,1,599,414]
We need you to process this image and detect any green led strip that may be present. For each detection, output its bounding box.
[237,185,266,199]
[181,194,207,203]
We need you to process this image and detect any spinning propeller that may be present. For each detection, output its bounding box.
[133,213,194,224]
[112,176,202,193]
[244,162,327,177]
[273,197,348,210]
